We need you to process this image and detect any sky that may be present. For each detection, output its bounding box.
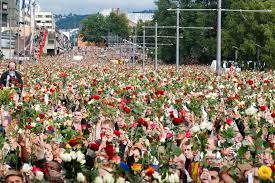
[36,0,156,15]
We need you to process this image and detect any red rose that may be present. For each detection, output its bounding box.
[172,117,183,125]
[263,80,270,84]
[114,130,121,137]
[142,120,148,127]
[25,124,32,129]
[137,118,144,125]
[259,106,266,111]
[60,72,68,78]
[123,106,131,113]
[185,130,191,138]
[32,166,41,173]
[26,117,32,123]
[226,117,233,125]
[49,88,55,93]
[105,142,115,158]
[169,111,175,118]
[271,112,275,118]
[38,114,45,119]
[146,166,155,176]
[247,79,254,85]
[47,126,54,131]
[92,95,101,100]
[68,139,78,147]
[90,143,100,151]
[155,90,165,95]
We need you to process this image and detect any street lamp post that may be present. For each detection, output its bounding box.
[232,46,239,64]
[256,44,261,70]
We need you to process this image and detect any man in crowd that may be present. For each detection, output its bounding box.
[4,170,23,183]
[0,61,23,95]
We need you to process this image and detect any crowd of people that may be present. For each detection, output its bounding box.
[0,50,274,183]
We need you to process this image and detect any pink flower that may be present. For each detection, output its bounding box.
[185,130,191,138]
[150,123,156,130]
[131,122,137,128]
[166,132,173,139]
[111,155,121,164]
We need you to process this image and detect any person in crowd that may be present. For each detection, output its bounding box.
[4,170,23,183]
[0,61,23,95]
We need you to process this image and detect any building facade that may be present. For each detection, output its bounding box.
[35,11,55,31]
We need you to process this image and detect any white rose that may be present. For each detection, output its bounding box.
[94,176,103,183]
[145,139,150,147]
[200,121,209,130]
[245,106,258,116]
[34,104,41,112]
[103,173,115,183]
[160,137,166,143]
[66,153,72,162]
[77,173,85,182]
[60,153,67,162]
[173,173,180,183]
[71,151,77,160]
[36,171,44,181]
[22,163,32,173]
[44,94,49,105]
[152,172,161,182]
[167,174,175,183]
[190,124,200,133]
[80,160,86,165]
[116,177,125,183]
[76,152,85,162]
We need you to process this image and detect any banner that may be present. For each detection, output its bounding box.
[22,0,25,10]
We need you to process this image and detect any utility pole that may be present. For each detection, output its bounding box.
[9,4,11,59]
[142,27,145,71]
[155,21,158,70]
[142,24,212,71]
[176,1,180,71]
[216,0,222,75]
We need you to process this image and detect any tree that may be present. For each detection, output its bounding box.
[222,0,275,69]
[153,0,274,69]
[106,12,131,39]
[80,14,107,43]
[153,0,218,64]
